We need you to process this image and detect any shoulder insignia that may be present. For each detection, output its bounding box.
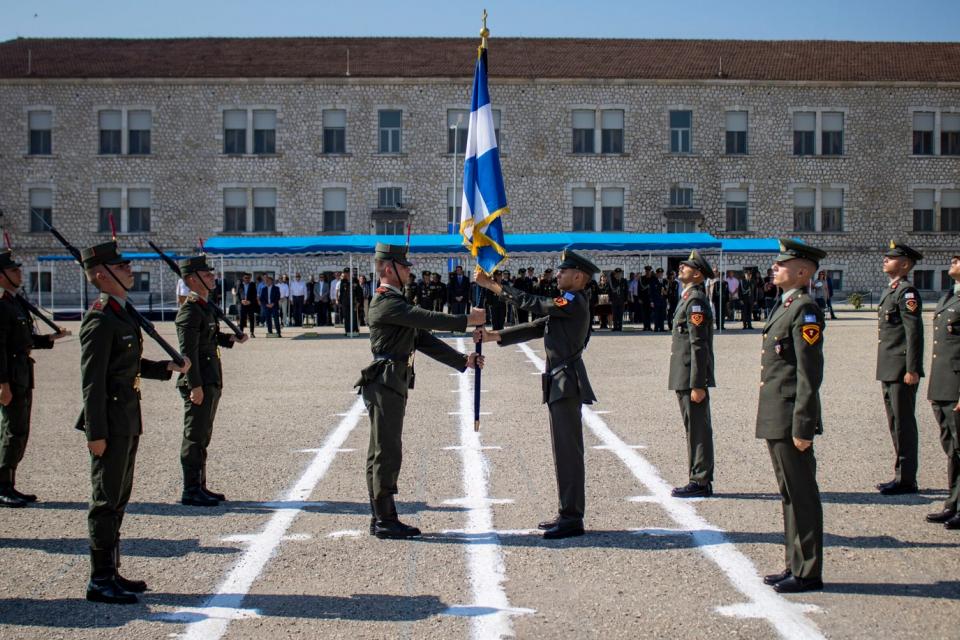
[891,281,899,290]
[690,312,705,326]
[107,298,123,313]
[553,296,569,307]
[691,304,702,312]
[803,313,817,323]
[682,291,689,300]
[375,286,389,294]
[90,300,104,311]
[904,291,915,299]
[801,324,821,345]
[563,291,576,301]
[905,299,919,313]
[784,297,794,308]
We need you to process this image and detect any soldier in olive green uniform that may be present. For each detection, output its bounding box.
[0,250,69,507]
[668,250,716,498]
[475,250,598,539]
[926,252,960,529]
[875,241,925,495]
[79,241,190,603]
[175,256,247,507]
[756,239,826,594]
[356,243,485,539]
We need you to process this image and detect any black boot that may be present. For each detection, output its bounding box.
[10,470,37,503]
[373,495,421,539]
[0,485,26,508]
[114,540,147,593]
[86,549,138,604]
[201,465,226,502]
[369,497,377,536]
[181,470,219,507]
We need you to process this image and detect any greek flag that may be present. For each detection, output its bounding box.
[460,44,508,274]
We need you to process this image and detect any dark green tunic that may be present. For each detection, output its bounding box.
[356,284,469,499]
[0,292,54,485]
[755,289,824,580]
[928,288,960,511]
[876,278,924,485]
[496,284,594,521]
[667,284,715,484]
[175,293,234,487]
[80,293,172,550]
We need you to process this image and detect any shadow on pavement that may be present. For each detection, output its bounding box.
[0,537,236,557]
[0,593,448,628]
[826,581,960,599]
[29,500,464,517]
[716,490,946,506]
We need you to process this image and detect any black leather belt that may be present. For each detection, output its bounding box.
[373,353,411,362]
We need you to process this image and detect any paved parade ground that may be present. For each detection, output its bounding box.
[0,311,958,639]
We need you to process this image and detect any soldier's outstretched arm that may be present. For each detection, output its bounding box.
[495,316,548,346]
[791,303,825,440]
[217,331,236,348]
[79,314,111,442]
[498,283,577,318]
[378,296,469,333]
[415,330,469,371]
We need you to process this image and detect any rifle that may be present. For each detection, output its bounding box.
[147,240,244,338]
[31,211,185,367]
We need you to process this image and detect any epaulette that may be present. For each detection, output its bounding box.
[376,286,389,294]
[90,300,104,311]
[107,298,123,313]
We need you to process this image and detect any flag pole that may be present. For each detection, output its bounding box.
[472,9,490,432]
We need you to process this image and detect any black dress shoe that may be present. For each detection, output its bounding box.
[671,482,713,498]
[373,519,421,539]
[369,517,377,535]
[879,482,918,496]
[86,576,138,604]
[772,575,823,593]
[763,569,792,586]
[10,487,37,503]
[538,517,560,531]
[926,509,957,524]
[945,514,960,530]
[0,487,26,508]
[542,520,585,540]
[115,573,148,593]
[875,479,897,491]
[181,488,220,507]
[202,486,226,502]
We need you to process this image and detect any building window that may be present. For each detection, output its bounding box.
[448,108,501,153]
[670,185,693,208]
[572,188,595,231]
[821,188,844,231]
[253,188,276,231]
[793,112,815,156]
[253,110,276,154]
[793,189,816,232]
[127,110,151,155]
[98,189,121,232]
[375,219,406,235]
[942,190,960,233]
[821,112,844,155]
[601,188,624,231]
[29,188,53,232]
[913,189,935,232]
[724,189,748,231]
[323,188,347,232]
[913,269,934,290]
[130,272,151,293]
[912,112,935,155]
[29,272,52,294]
[223,110,247,154]
[943,113,960,156]
[942,270,954,292]
[669,110,692,153]
[223,188,247,232]
[28,110,52,155]
[127,188,151,233]
[378,187,403,208]
[378,110,402,153]
[601,110,624,153]
[323,109,346,154]
[98,110,122,155]
[725,111,748,155]
[446,187,462,233]
[666,219,696,233]
[572,110,595,154]
[826,270,843,291]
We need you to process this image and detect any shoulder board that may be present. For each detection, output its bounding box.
[90,300,104,311]
[375,286,389,294]
[891,281,899,290]
[563,291,576,301]
[107,298,123,313]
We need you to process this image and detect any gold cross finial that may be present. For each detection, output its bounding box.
[480,9,489,47]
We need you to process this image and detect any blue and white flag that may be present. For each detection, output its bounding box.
[460,44,508,274]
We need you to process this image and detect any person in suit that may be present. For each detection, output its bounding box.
[739,269,757,330]
[448,265,471,315]
[668,251,716,498]
[926,253,960,529]
[651,268,668,332]
[315,273,331,326]
[482,270,508,330]
[234,272,259,338]
[474,250,599,540]
[609,268,629,332]
[876,241,925,495]
[756,238,826,594]
[259,275,282,337]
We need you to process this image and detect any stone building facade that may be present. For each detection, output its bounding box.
[1,38,958,304]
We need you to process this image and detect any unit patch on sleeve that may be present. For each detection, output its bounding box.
[801,324,822,345]
[905,299,919,312]
[690,312,705,326]
[553,296,569,307]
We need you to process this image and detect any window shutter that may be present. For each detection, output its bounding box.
[99,110,122,130]
[253,188,277,207]
[821,189,843,208]
[224,189,247,207]
[821,112,844,131]
[725,111,747,132]
[253,110,276,129]
[601,110,623,129]
[30,188,52,208]
[99,189,121,208]
[28,111,52,129]
[128,189,150,208]
[942,190,960,208]
[323,109,346,128]
[601,188,624,207]
[913,189,935,209]
[793,189,815,208]
[224,110,246,129]
[793,112,815,131]
[572,188,595,207]
[725,189,747,203]
[913,112,934,131]
[128,110,151,130]
[942,113,960,132]
[572,110,595,129]
[324,188,346,211]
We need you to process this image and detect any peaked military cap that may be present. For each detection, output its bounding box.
[884,239,923,261]
[557,249,600,275]
[179,255,214,276]
[680,250,715,279]
[0,250,22,270]
[374,242,412,266]
[774,238,827,268]
[81,241,129,269]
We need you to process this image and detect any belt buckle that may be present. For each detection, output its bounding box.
[133,375,142,392]
[407,352,415,368]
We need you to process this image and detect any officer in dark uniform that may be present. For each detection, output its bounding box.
[668,250,716,498]
[609,268,628,332]
[175,255,248,507]
[417,271,432,310]
[474,250,598,539]
[79,241,190,603]
[876,240,925,495]
[483,270,508,330]
[756,239,826,594]
[511,268,532,324]
[926,253,960,529]
[356,243,485,539]
[651,268,668,331]
[429,273,446,312]
[0,249,69,507]
[403,273,419,305]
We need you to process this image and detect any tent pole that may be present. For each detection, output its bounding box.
[50,262,55,317]
[36,261,42,308]
[220,256,225,313]
[718,250,724,335]
[349,253,354,337]
[159,265,165,322]
[80,272,86,319]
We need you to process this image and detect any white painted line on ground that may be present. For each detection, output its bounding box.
[593,444,646,450]
[442,528,541,538]
[448,411,492,416]
[169,396,367,640]
[295,447,356,453]
[442,445,503,451]
[327,529,362,539]
[442,497,515,507]
[627,494,712,503]
[220,533,313,543]
[515,343,824,640]
[443,338,534,638]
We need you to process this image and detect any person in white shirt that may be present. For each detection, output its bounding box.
[331,272,342,325]
[278,275,290,327]
[176,277,191,306]
[289,273,307,327]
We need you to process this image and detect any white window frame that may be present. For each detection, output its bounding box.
[376,107,404,154]
[220,183,279,233]
[93,106,155,156]
[787,184,848,233]
[25,183,55,233]
[220,106,280,156]
[321,107,348,154]
[93,183,153,234]
[722,183,750,232]
[788,108,848,156]
[569,105,626,155]
[668,107,693,154]
[321,184,349,233]
[25,106,55,155]
[910,108,960,156]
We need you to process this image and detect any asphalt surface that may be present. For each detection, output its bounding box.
[0,310,958,639]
